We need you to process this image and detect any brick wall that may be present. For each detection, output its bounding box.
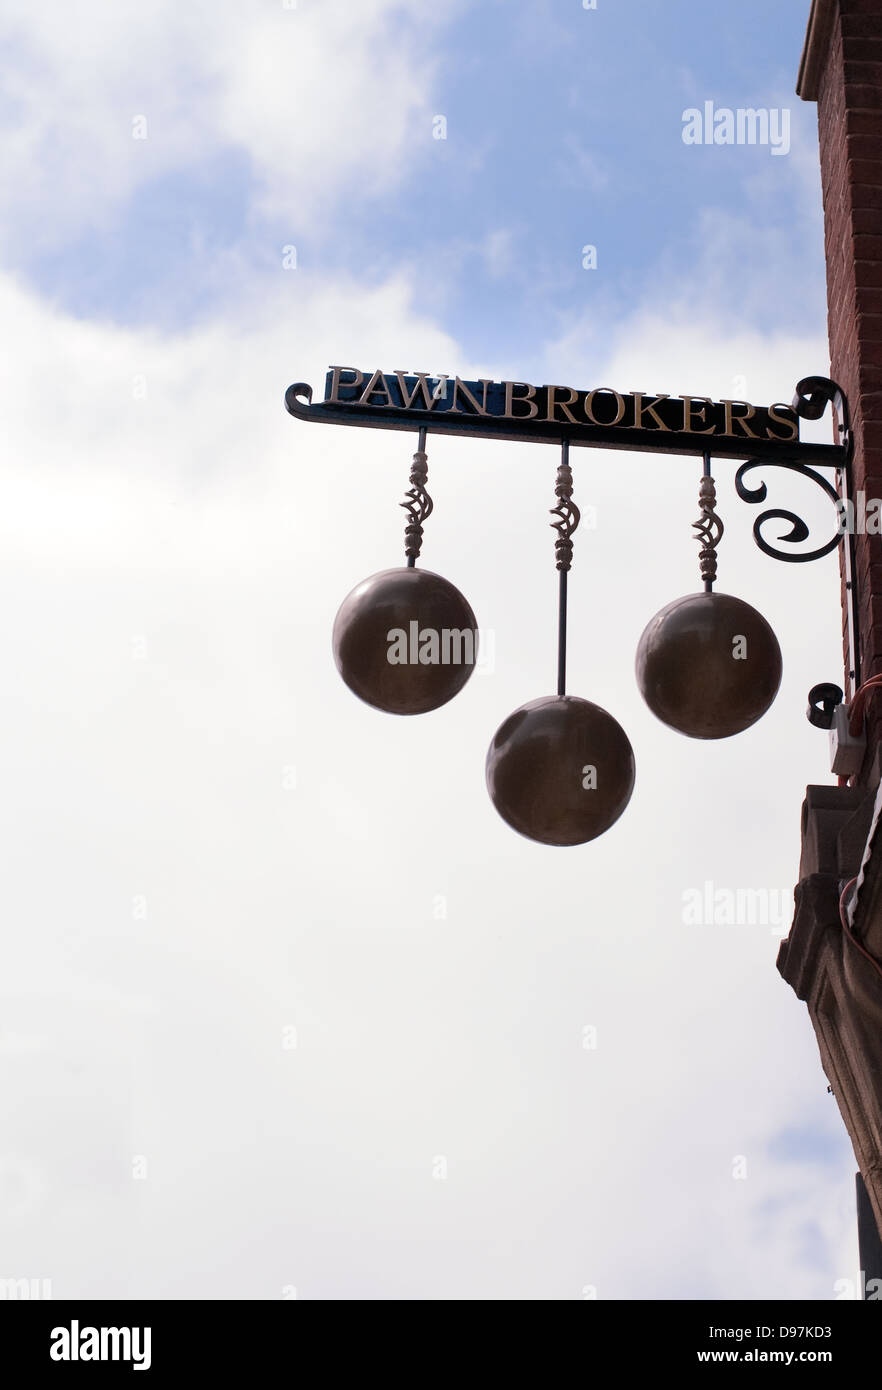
[810,0,882,775]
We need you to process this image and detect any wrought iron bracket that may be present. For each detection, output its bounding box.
[733,376,858,691]
[807,683,844,730]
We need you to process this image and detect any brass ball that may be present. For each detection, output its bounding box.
[635,591,782,739]
[332,566,478,715]
[485,695,636,846]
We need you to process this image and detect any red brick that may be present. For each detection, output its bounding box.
[843,17,882,40]
[848,158,882,182]
[844,40,882,64]
[853,261,882,287]
[843,84,882,109]
[856,421,882,450]
[853,235,882,259]
[850,183,882,210]
[852,210,882,234]
[845,0,882,16]
[846,109,882,137]
[856,340,882,376]
[854,285,882,314]
[847,134,882,161]
[844,60,882,86]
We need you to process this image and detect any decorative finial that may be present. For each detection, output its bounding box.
[693,473,724,588]
[400,435,433,564]
[550,457,581,572]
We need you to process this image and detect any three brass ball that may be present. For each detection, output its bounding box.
[332,445,782,847]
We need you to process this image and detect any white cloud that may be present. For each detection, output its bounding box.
[0,0,461,254]
[0,258,857,1297]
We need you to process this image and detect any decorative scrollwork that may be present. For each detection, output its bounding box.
[792,375,851,457]
[735,459,842,563]
[400,448,433,561]
[692,475,724,586]
[550,459,581,572]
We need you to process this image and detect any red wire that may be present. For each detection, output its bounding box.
[838,876,882,984]
[848,675,882,736]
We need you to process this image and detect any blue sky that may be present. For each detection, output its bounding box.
[23,0,823,353]
[0,0,863,1301]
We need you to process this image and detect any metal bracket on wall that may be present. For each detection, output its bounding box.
[732,376,858,694]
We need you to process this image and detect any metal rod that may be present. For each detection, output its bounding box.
[856,1171,882,1298]
[557,569,568,697]
[404,427,430,568]
[703,451,713,592]
[556,439,571,697]
[408,427,428,567]
[840,462,861,695]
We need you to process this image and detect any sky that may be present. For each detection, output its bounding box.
[0,0,865,1300]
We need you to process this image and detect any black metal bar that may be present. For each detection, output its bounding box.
[558,570,567,697]
[555,438,572,697]
[405,427,428,568]
[840,459,861,695]
[703,451,713,593]
[856,1171,882,1298]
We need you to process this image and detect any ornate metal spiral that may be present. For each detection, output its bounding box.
[735,459,842,563]
[792,375,851,457]
[550,459,581,572]
[692,474,724,586]
[400,447,434,561]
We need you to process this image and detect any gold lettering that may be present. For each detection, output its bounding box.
[766,402,799,442]
[545,385,580,424]
[394,372,440,410]
[584,387,626,427]
[358,369,395,407]
[327,366,364,403]
[632,391,671,430]
[721,399,758,438]
[451,377,492,414]
[504,381,538,419]
[681,395,716,434]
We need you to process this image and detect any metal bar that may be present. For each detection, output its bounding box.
[405,426,428,569]
[856,1171,882,1297]
[557,569,568,697]
[552,438,574,697]
[285,385,846,467]
[703,451,714,593]
[840,460,861,696]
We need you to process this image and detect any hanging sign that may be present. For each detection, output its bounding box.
[285,367,847,463]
